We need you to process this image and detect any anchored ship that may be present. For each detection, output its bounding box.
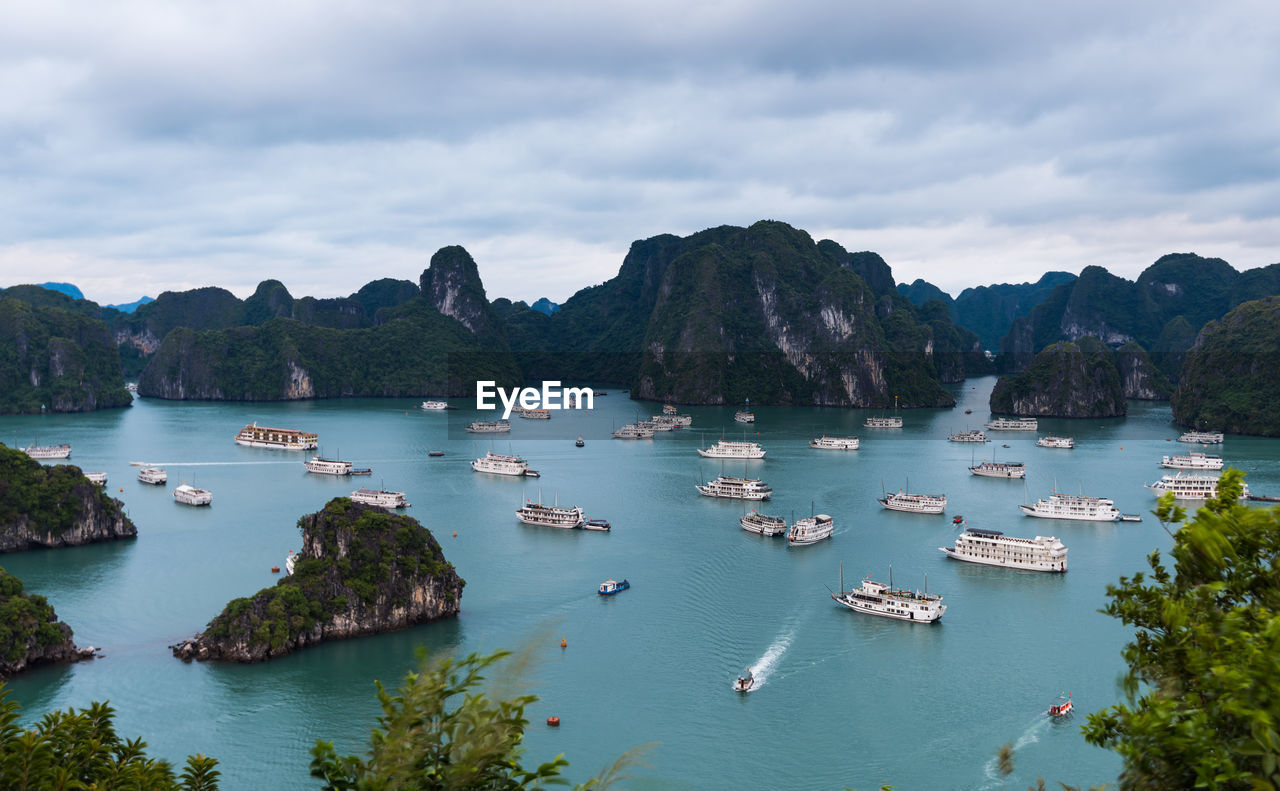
[1159,452,1224,471]
[137,467,167,485]
[1146,472,1248,500]
[986,417,1039,431]
[878,487,946,514]
[740,510,787,537]
[173,484,213,506]
[304,455,371,476]
[696,475,772,500]
[698,439,766,459]
[515,498,586,528]
[612,423,655,439]
[234,423,318,450]
[940,528,1067,572]
[350,487,409,509]
[471,450,535,477]
[467,420,512,433]
[1178,430,1224,444]
[420,400,448,410]
[1020,493,1119,521]
[809,435,859,450]
[1036,436,1075,449]
[948,430,988,443]
[969,460,1027,479]
[22,443,72,459]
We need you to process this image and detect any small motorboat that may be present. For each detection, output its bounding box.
[351,467,373,475]
[524,470,541,478]
[598,577,629,595]
[952,515,964,524]
[575,436,585,447]
[964,409,972,414]
[1002,444,1011,448]
[734,669,755,693]
[584,518,611,531]
[1048,693,1073,718]
[428,451,445,457]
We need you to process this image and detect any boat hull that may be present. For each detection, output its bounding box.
[1019,504,1117,521]
[969,466,1026,479]
[832,594,944,623]
[878,498,945,515]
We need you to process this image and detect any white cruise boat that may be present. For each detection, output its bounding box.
[304,455,356,475]
[986,417,1039,431]
[948,430,988,443]
[467,420,512,433]
[831,569,945,623]
[85,472,108,485]
[864,416,903,428]
[612,423,655,439]
[740,510,787,537]
[787,514,834,546]
[940,528,1068,572]
[1159,452,1224,471]
[471,450,532,477]
[1178,430,1224,444]
[1036,436,1075,449]
[1020,493,1119,521]
[420,400,448,410]
[969,460,1027,479]
[650,415,690,429]
[137,467,167,485]
[173,484,213,506]
[809,435,859,450]
[637,419,673,432]
[696,475,772,500]
[1146,473,1248,501]
[518,409,551,420]
[350,487,409,509]
[878,489,946,514]
[698,439,766,459]
[234,423,318,450]
[22,443,72,459]
[734,410,756,424]
[515,499,585,529]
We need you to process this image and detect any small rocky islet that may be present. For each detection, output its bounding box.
[172,497,464,663]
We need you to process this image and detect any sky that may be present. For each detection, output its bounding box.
[2,1,1279,305]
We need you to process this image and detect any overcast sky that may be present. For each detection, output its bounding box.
[2,1,1278,305]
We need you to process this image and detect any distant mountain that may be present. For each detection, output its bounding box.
[898,272,1077,352]
[999,254,1280,376]
[104,296,154,313]
[38,282,84,300]
[530,297,560,315]
[503,221,988,406]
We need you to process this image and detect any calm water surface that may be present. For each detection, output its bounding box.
[4,378,1278,790]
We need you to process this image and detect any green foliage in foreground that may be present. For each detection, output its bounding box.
[0,686,220,790]
[1084,469,1280,789]
[311,649,639,790]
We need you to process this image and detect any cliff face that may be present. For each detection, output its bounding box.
[1172,296,1280,436]
[420,246,504,340]
[173,499,464,663]
[0,445,138,553]
[1116,341,1171,400]
[0,567,85,678]
[0,297,131,414]
[989,338,1127,418]
[620,222,962,407]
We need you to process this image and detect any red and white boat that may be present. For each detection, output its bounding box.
[1047,693,1073,717]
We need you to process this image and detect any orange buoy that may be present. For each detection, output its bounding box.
[452,531,457,537]
[271,566,280,573]
[560,638,567,648]
[547,716,560,727]
[119,487,123,492]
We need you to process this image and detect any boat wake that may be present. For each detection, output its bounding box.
[977,715,1051,788]
[130,460,300,467]
[742,624,796,691]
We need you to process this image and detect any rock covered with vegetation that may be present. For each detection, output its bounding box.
[0,444,137,552]
[0,567,86,678]
[1115,340,1172,400]
[173,498,464,663]
[0,295,131,414]
[1172,296,1280,436]
[989,337,1126,418]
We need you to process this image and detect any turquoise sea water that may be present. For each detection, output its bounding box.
[4,377,1279,790]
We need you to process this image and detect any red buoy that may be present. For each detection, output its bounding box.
[547,716,560,727]
[560,638,567,648]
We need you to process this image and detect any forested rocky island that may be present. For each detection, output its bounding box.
[989,338,1127,418]
[0,566,87,678]
[0,444,138,553]
[173,498,464,663]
